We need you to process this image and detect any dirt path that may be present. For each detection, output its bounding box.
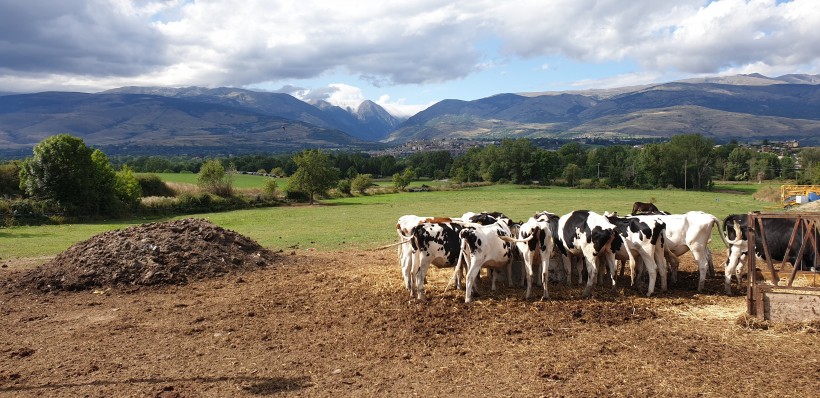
[1,249,818,397]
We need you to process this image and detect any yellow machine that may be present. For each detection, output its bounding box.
[780,185,820,208]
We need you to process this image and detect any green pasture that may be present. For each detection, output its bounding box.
[0,184,776,261]
[139,172,283,189]
[147,172,441,190]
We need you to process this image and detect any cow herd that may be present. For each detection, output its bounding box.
[393,203,818,303]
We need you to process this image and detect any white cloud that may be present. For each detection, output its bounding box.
[376,94,435,118]
[1,0,819,101]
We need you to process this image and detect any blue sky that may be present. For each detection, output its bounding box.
[1,1,818,117]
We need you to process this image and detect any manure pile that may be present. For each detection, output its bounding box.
[17,218,277,291]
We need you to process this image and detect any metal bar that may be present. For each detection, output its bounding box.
[756,215,779,285]
[787,218,811,286]
[747,212,758,316]
[780,217,801,275]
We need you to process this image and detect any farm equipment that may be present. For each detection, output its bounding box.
[779,184,820,208]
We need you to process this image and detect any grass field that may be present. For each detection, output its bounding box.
[139,172,284,189]
[0,184,776,260]
[146,172,444,190]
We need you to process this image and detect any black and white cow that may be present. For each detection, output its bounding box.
[556,210,623,298]
[406,220,467,300]
[605,213,668,296]
[459,211,518,288]
[653,211,731,292]
[722,214,818,294]
[397,215,468,292]
[461,218,518,303]
[515,211,558,299]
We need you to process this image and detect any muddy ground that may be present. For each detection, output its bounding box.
[1,230,818,397]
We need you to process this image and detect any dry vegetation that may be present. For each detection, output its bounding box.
[0,221,818,397]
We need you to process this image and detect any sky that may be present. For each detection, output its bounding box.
[1,0,819,117]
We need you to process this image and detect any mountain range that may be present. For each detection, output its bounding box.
[387,73,820,144]
[1,73,819,157]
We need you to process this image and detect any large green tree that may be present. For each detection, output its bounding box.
[19,134,118,215]
[288,149,340,204]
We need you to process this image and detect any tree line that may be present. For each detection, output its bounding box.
[2,133,820,222]
[108,134,820,190]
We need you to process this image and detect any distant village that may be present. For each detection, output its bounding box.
[367,136,803,157]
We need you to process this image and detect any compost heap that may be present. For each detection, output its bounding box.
[18,218,277,292]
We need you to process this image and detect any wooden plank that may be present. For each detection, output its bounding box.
[764,290,820,322]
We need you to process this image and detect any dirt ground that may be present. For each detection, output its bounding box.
[1,222,818,397]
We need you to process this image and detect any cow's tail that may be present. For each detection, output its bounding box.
[372,236,412,251]
[711,215,734,248]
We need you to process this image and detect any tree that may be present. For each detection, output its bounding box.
[114,165,142,208]
[562,163,580,187]
[288,149,340,204]
[270,167,286,177]
[351,173,373,194]
[197,159,233,197]
[0,161,22,197]
[19,134,117,215]
[392,168,416,190]
[779,156,796,179]
[262,178,278,199]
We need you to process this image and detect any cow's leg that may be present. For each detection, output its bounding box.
[464,260,481,304]
[690,244,709,293]
[665,249,679,285]
[415,260,430,300]
[582,256,596,298]
[596,257,606,286]
[724,247,744,295]
[641,251,658,297]
[655,244,668,293]
[561,255,572,287]
[522,253,535,299]
[575,255,584,286]
[540,250,551,299]
[604,251,618,291]
[706,248,715,278]
[506,261,514,288]
[629,256,638,288]
[401,246,414,292]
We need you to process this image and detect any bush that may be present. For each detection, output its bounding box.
[351,173,373,194]
[0,198,66,226]
[197,159,234,197]
[284,189,310,203]
[261,178,278,199]
[337,179,352,195]
[137,174,175,197]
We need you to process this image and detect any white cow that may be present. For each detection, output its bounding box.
[653,211,732,292]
